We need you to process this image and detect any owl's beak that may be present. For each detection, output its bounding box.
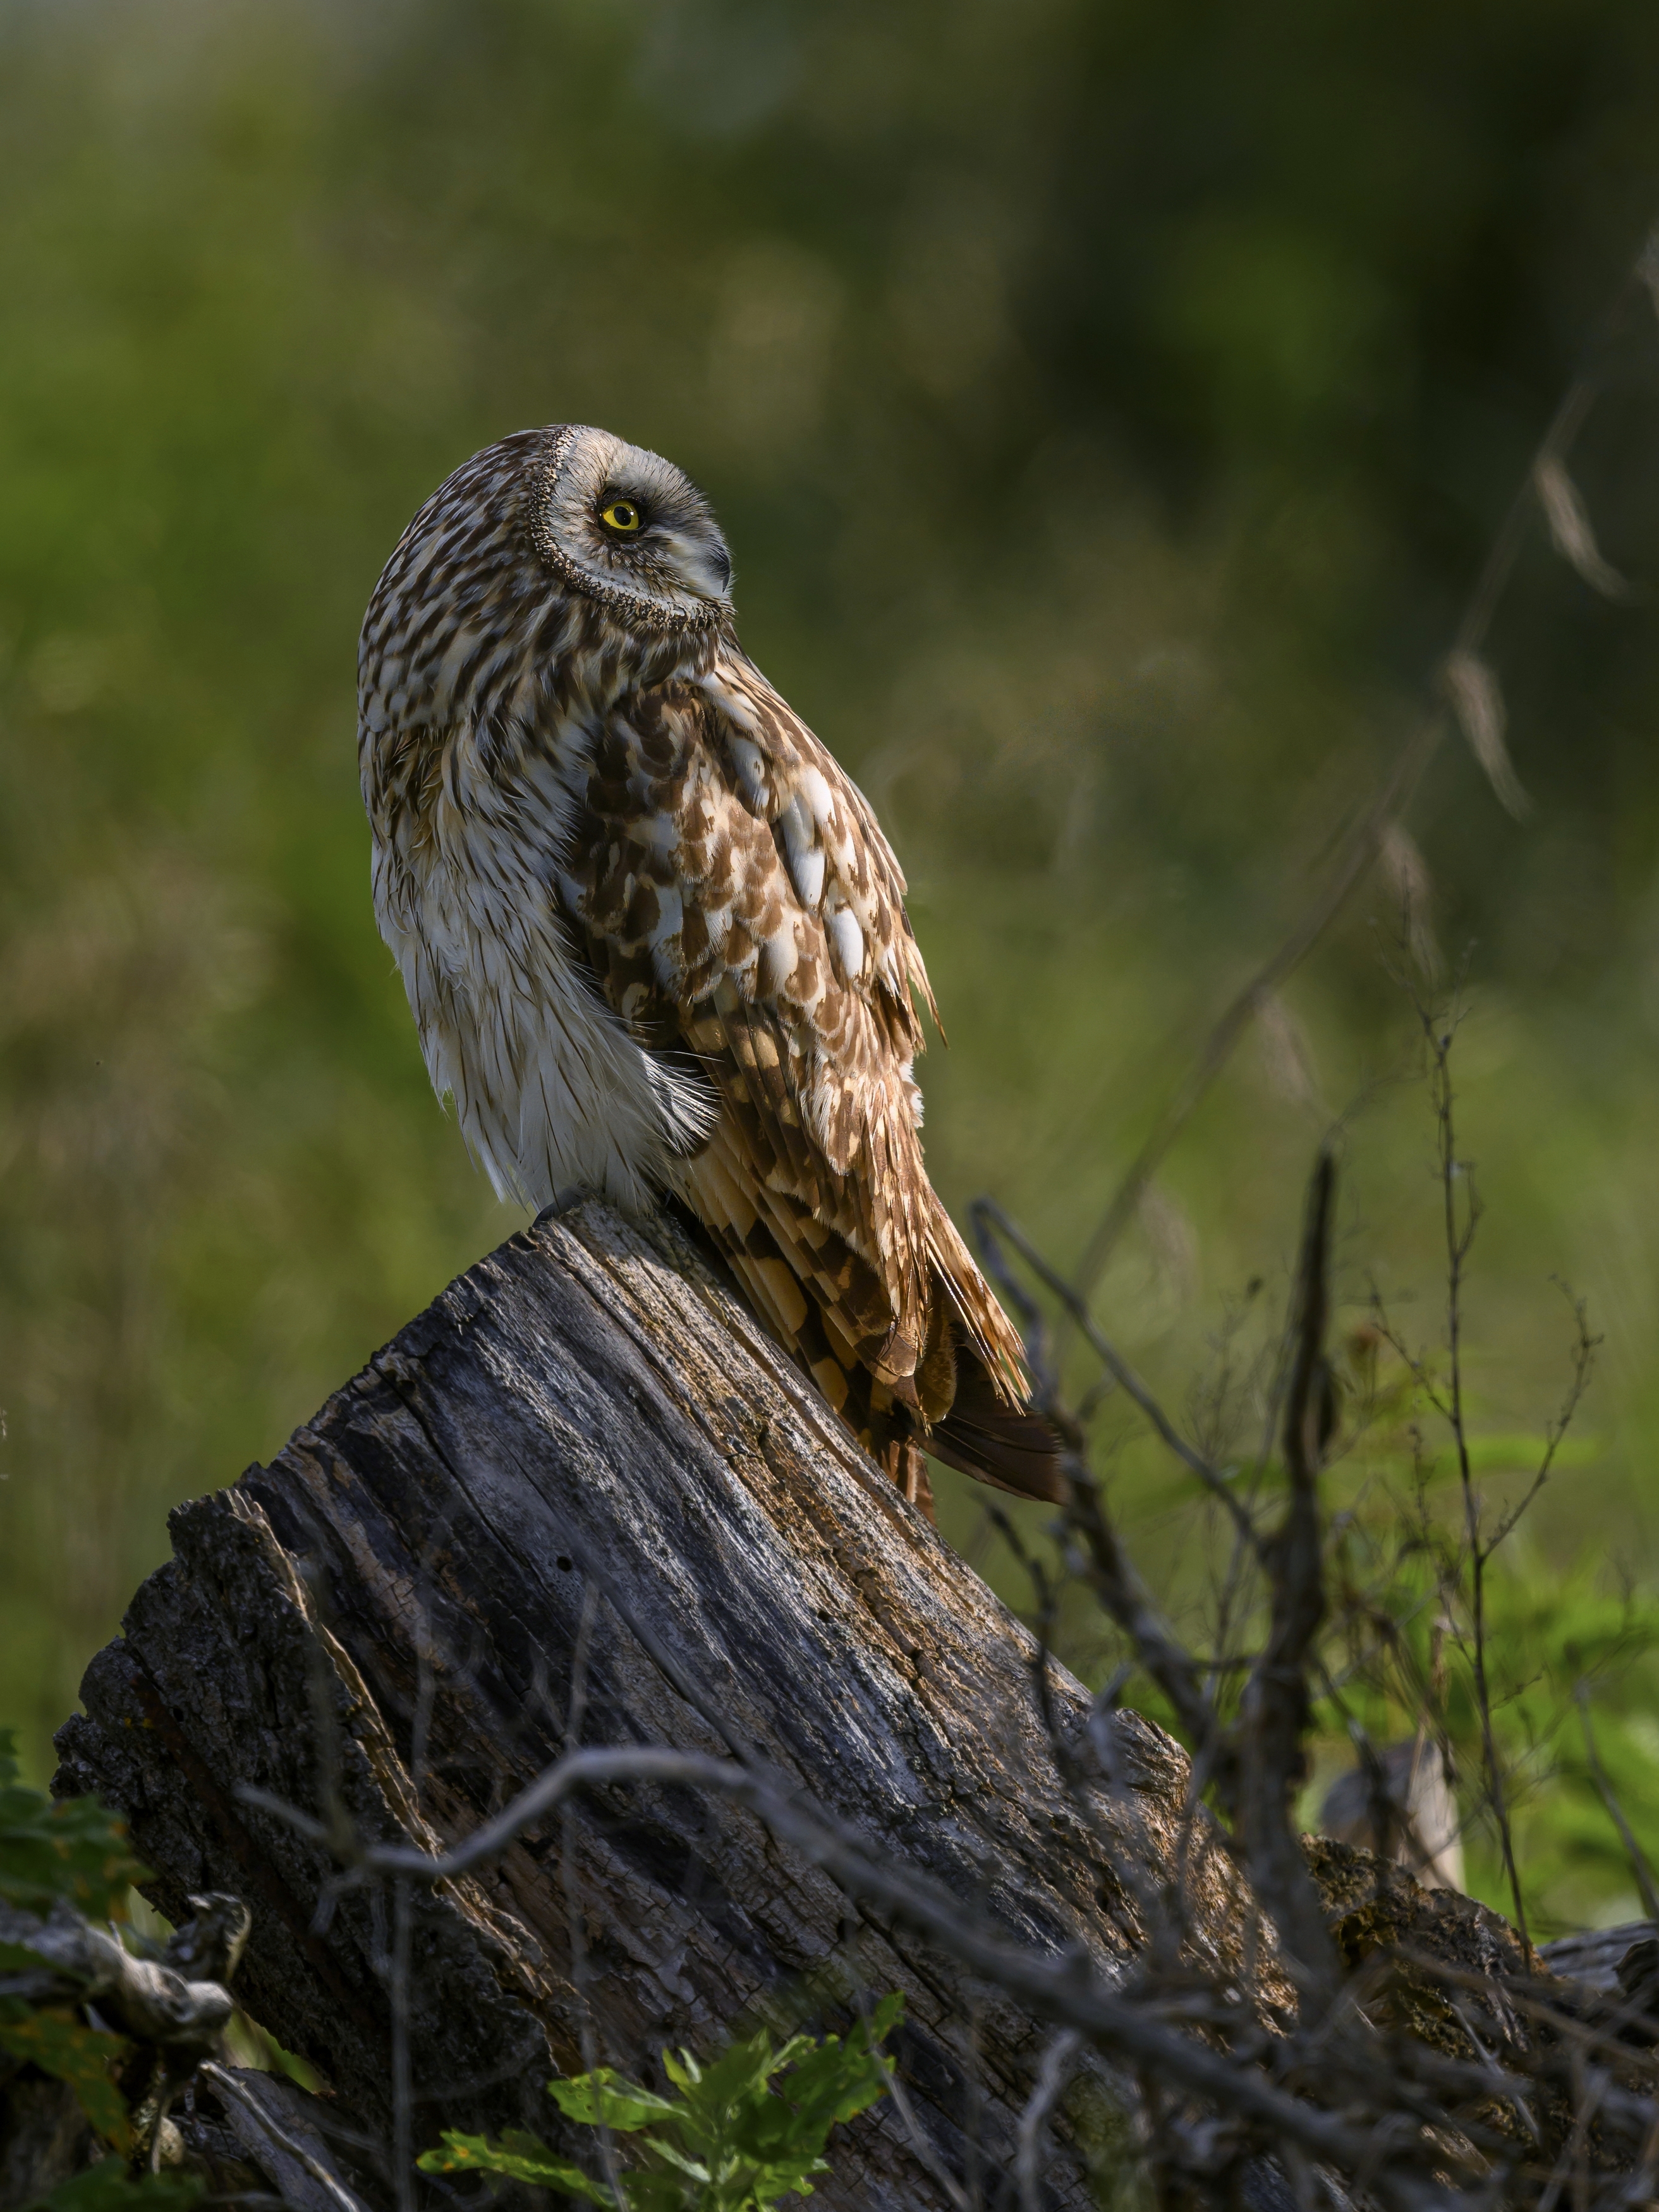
[658,528,733,606]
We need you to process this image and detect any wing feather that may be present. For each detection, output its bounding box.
[556,645,1045,1486]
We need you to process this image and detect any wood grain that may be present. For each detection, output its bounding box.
[56,1200,1251,2209]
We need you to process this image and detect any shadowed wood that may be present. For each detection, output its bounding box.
[54,1200,1252,2209]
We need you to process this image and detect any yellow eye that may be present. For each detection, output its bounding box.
[600,498,642,533]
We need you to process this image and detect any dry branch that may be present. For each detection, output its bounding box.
[52,1200,1272,2211]
[1236,1148,1337,1993]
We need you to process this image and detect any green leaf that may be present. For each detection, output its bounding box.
[693,2031,798,2110]
[0,2008,134,2152]
[428,1995,904,2212]
[0,1737,149,1922]
[660,2046,700,2093]
[416,2129,618,2204]
[547,2066,681,2132]
[637,2134,712,2182]
[731,1997,902,2168]
[729,2153,830,2205]
[613,2178,698,2212]
[26,2160,203,2212]
[492,2129,557,2162]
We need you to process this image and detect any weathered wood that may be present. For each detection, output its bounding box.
[55,1201,1251,2209]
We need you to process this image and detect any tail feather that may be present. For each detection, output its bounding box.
[927,1355,1069,1504]
[668,1176,1067,1508]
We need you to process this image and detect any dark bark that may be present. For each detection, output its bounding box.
[54,1200,1257,2210]
[0,2077,95,2212]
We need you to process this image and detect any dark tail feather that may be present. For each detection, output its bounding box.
[927,1356,1069,1504]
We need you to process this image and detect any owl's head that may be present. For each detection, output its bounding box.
[529,424,732,635]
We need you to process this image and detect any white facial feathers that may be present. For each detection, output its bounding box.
[528,425,734,634]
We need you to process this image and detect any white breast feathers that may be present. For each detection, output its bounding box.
[370,731,690,1216]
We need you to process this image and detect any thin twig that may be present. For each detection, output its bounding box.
[389,1877,413,2212]
[1420,1007,1529,1950]
[973,1195,1261,1557]
[242,1746,1471,2209]
[970,1201,1228,1757]
[1236,1149,1339,1993]
[844,1977,974,2212]
[1014,2030,1082,2212]
[1057,1450,1226,1763]
[1484,1285,1599,1559]
[1576,1686,1659,1927]
[562,1582,631,2212]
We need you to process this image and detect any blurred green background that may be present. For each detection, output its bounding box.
[5,0,1659,1933]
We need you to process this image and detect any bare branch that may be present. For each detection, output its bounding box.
[200,2063,370,2212]
[388,1876,414,2212]
[1483,1283,1599,1560]
[0,1887,245,2143]
[1416,1007,1530,1951]
[562,1583,631,2212]
[241,1745,1474,2211]
[1058,1454,1226,1759]
[973,1195,1260,1557]
[1015,2031,1083,2212]
[1236,1150,1339,1994]
[1576,1686,1659,1928]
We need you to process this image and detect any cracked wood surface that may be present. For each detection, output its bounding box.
[55,1200,1248,2209]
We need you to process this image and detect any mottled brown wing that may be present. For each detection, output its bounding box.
[555,649,1033,1442]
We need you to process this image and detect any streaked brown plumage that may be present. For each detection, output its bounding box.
[358,424,1064,1506]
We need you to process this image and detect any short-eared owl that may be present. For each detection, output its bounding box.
[358,425,1063,1506]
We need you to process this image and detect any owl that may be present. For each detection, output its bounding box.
[358,424,1064,1509]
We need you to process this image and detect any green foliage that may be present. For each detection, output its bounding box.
[0,1732,147,1922]
[420,1995,903,2210]
[1309,1414,1659,1928]
[0,1729,156,2161]
[0,2011,134,2154]
[25,2163,202,2212]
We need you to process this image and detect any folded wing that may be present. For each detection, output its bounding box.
[556,644,1064,1502]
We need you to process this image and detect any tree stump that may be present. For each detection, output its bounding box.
[54,1201,1253,2209]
